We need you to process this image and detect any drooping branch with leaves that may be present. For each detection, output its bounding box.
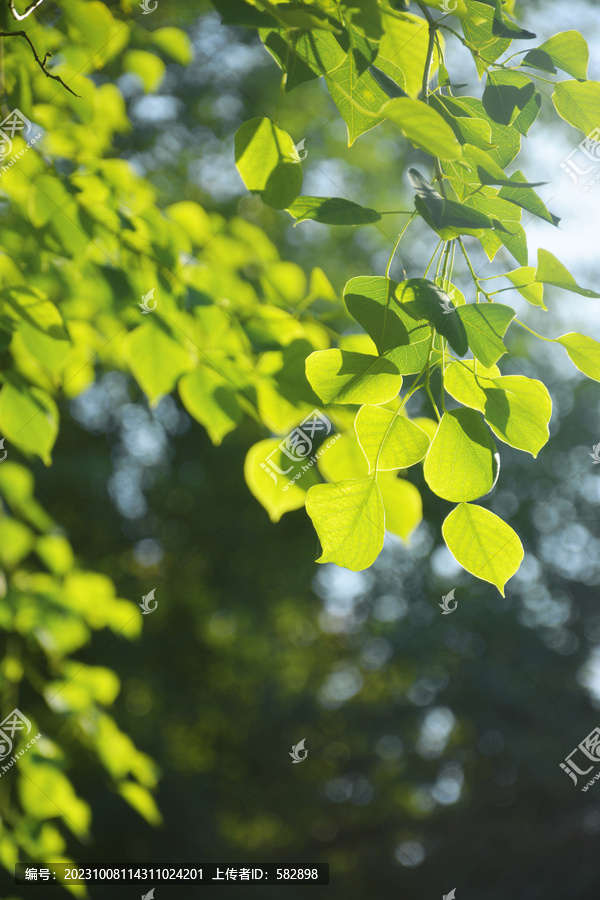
[221,0,600,594]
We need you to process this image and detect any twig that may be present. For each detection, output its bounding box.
[9,0,47,21]
[0,30,79,96]
[417,3,436,100]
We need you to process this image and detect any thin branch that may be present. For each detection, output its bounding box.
[0,30,79,96]
[9,0,47,21]
[417,2,436,100]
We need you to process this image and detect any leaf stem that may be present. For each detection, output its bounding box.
[514,319,556,343]
[458,238,493,302]
[424,239,443,278]
[386,213,416,278]
[425,328,441,421]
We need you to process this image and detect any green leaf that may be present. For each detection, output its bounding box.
[552,81,600,136]
[286,196,381,225]
[317,432,368,482]
[261,30,318,91]
[344,276,430,356]
[321,28,389,145]
[306,477,385,570]
[382,98,462,160]
[178,368,242,445]
[456,303,515,367]
[498,171,560,227]
[483,71,540,135]
[462,0,511,77]
[118,782,162,826]
[257,0,341,30]
[125,319,194,405]
[305,349,402,405]
[535,249,600,298]
[444,360,500,412]
[369,63,408,100]
[123,50,166,93]
[344,276,435,374]
[379,475,422,542]
[355,406,430,472]
[523,31,588,81]
[36,534,74,575]
[380,9,440,99]
[462,188,527,267]
[244,438,318,523]
[555,333,600,381]
[0,518,34,569]
[423,408,498,502]
[1,288,68,341]
[0,380,58,465]
[437,95,522,168]
[462,145,545,189]
[149,27,193,65]
[395,277,468,357]
[19,762,91,835]
[409,168,497,239]
[235,117,303,209]
[443,502,523,594]
[421,0,469,17]
[505,267,546,309]
[483,375,552,456]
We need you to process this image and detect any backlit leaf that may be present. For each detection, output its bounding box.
[179,368,242,445]
[424,408,498,503]
[535,249,600,298]
[443,502,524,595]
[306,349,402,405]
[379,475,422,542]
[306,477,384,570]
[383,98,462,160]
[524,31,588,81]
[456,303,515,368]
[355,405,430,472]
[0,380,58,465]
[552,81,600,136]
[235,117,303,209]
[483,376,552,456]
[505,267,546,309]
[555,333,600,381]
[125,319,194,405]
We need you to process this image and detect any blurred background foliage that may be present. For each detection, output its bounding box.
[1,0,600,898]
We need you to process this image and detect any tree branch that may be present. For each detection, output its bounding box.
[9,0,47,21]
[0,29,79,96]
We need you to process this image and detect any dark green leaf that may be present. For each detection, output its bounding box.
[483,71,540,135]
[395,277,469,357]
[286,196,381,225]
[344,276,429,355]
[409,168,497,240]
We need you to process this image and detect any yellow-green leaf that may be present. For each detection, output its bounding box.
[306,477,384,570]
[443,502,524,595]
[424,408,498,502]
[355,405,430,472]
[235,117,303,209]
[383,98,462,160]
[306,349,402,405]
